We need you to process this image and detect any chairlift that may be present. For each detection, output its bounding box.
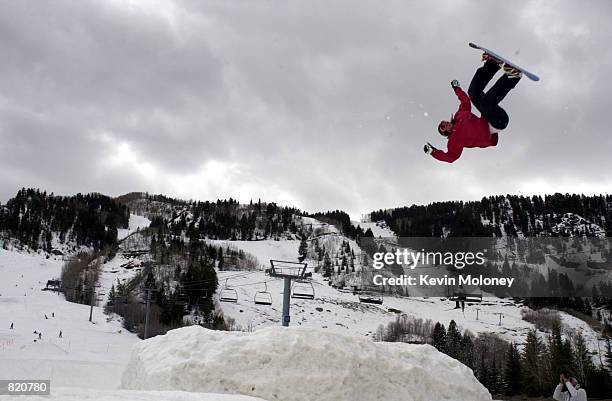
[358,291,383,305]
[254,282,273,306]
[219,279,238,303]
[448,284,482,303]
[357,271,383,304]
[291,280,315,300]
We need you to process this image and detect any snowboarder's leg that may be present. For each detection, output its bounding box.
[468,60,501,113]
[480,74,521,130]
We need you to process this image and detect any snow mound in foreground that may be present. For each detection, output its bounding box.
[121,326,491,401]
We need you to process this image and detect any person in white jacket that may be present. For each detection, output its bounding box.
[553,373,587,401]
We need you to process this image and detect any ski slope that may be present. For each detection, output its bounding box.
[0,242,266,400]
[352,220,396,238]
[0,249,140,389]
[0,212,605,400]
[117,214,151,240]
[211,240,301,269]
[213,236,604,353]
[216,268,536,341]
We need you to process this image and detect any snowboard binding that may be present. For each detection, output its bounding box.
[503,64,523,79]
[482,53,503,68]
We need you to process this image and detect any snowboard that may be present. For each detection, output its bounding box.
[469,42,540,82]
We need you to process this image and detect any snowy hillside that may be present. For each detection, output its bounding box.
[0,245,269,401]
[352,220,396,238]
[117,214,151,241]
[1,204,609,399]
[212,233,604,353]
[0,244,492,401]
[0,249,140,389]
[122,326,492,401]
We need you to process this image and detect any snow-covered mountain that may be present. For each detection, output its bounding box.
[371,193,612,237]
[1,245,492,401]
[2,189,611,399]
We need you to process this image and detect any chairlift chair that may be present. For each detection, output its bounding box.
[358,291,383,305]
[254,282,273,306]
[291,280,315,300]
[448,284,483,303]
[219,279,239,303]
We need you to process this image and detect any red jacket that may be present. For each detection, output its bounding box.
[432,87,498,163]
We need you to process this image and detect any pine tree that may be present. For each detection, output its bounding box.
[547,321,572,390]
[145,271,156,290]
[105,284,117,314]
[217,248,224,271]
[446,320,462,360]
[323,253,332,277]
[572,331,594,388]
[458,331,475,369]
[298,236,308,262]
[489,357,502,395]
[504,343,522,396]
[432,322,447,353]
[477,350,489,388]
[522,329,545,396]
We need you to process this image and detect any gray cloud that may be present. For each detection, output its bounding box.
[1,0,610,217]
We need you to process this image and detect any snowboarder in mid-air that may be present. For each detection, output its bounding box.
[425,53,523,163]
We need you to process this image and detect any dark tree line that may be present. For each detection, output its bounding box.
[142,197,302,241]
[306,210,371,239]
[0,188,129,251]
[371,193,612,237]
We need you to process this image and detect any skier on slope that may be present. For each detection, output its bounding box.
[425,54,522,163]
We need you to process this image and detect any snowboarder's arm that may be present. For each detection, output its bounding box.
[432,140,462,163]
[454,86,471,113]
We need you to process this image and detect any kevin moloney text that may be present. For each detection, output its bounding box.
[373,274,515,288]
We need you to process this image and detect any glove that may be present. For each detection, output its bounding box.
[451,79,460,88]
[424,142,436,155]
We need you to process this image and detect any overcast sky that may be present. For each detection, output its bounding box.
[1,0,611,218]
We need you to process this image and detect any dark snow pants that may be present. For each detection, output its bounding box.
[468,60,520,130]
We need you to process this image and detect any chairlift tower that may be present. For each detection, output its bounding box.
[269,260,308,327]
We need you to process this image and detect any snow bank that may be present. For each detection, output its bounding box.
[17,387,268,401]
[121,326,491,401]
